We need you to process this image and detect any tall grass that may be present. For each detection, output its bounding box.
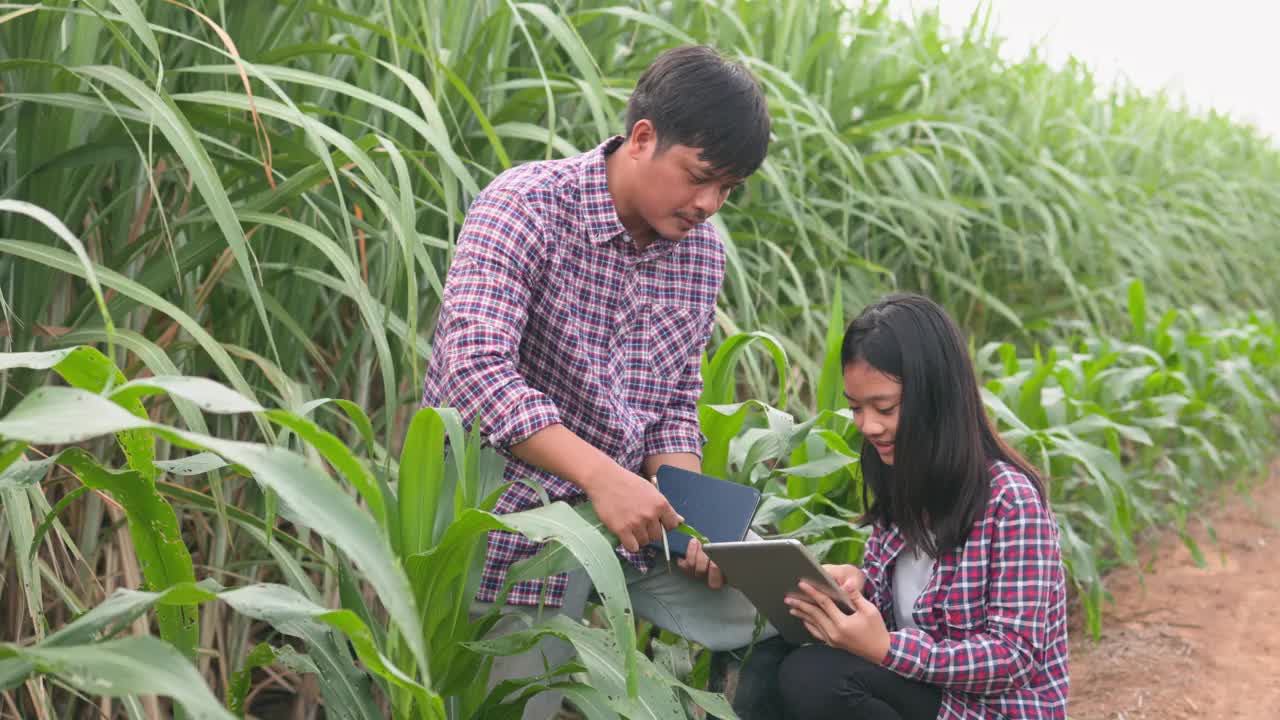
[1,1,1279,717]
[3,1,1278,412]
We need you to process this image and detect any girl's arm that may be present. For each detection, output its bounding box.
[879,483,1061,695]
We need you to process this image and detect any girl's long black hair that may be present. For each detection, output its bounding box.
[844,293,1047,558]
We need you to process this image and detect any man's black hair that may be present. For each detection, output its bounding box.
[624,45,771,180]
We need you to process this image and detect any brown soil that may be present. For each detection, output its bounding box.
[1068,458,1280,719]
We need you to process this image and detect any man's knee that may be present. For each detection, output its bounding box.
[679,593,766,651]
[688,622,764,653]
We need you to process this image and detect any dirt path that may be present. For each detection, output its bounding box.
[1068,458,1280,719]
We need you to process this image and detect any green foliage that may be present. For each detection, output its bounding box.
[4,1,1279,413]
[0,350,721,718]
[2,0,1279,717]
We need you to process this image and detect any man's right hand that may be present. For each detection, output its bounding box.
[509,424,683,552]
[583,462,683,553]
[823,563,867,597]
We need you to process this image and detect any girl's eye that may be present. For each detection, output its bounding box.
[876,405,898,415]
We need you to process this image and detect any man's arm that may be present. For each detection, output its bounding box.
[428,191,561,450]
[430,190,681,551]
[642,452,701,478]
[512,425,681,552]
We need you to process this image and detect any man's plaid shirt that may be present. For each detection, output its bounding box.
[421,136,724,606]
[864,460,1070,718]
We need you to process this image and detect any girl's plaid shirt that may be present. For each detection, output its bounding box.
[863,460,1070,719]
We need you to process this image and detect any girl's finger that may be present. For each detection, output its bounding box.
[803,620,828,645]
[794,593,839,637]
[800,582,841,618]
[800,580,835,607]
[791,602,827,632]
[850,591,877,614]
[789,601,816,622]
[814,604,842,640]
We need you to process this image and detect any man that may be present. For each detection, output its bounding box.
[421,45,780,718]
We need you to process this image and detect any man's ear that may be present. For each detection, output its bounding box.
[627,119,657,159]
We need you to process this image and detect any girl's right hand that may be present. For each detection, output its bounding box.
[823,563,867,596]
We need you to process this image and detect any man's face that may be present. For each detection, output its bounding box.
[625,121,744,241]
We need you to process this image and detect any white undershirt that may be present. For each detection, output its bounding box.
[893,544,936,631]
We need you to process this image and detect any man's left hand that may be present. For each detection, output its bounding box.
[677,538,725,590]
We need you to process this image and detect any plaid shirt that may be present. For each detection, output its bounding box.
[421,137,724,606]
[863,460,1069,719]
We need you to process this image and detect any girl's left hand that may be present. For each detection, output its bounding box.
[785,580,892,664]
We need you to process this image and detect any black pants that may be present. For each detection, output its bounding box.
[773,644,943,720]
[713,635,794,720]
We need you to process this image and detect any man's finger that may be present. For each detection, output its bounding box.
[646,520,665,548]
[660,506,683,530]
[618,530,639,553]
[689,543,708,577]
[707,563,724,590]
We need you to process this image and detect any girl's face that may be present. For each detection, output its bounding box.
[843,360,902,466]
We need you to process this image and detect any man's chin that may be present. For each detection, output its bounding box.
[667,219,696,239]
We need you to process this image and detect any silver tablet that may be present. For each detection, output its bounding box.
[703,538,854,645]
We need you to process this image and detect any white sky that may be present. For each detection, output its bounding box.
[887,1,1280,139]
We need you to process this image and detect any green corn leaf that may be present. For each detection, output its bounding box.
[0,636,235,720]
[0,386,429,680]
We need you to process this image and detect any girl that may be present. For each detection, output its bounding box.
[779,293,1069,719]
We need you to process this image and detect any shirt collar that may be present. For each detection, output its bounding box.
[581,136,629,245]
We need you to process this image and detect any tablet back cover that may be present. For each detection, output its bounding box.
[647,465,761,556]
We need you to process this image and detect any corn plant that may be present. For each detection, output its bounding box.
[0,343,735,718]
[3,0,1280,715]
[4,1,1280,411]
[977,280,1279,635]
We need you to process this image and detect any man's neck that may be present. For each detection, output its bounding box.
[604,142,656,250]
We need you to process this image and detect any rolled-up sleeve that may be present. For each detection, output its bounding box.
[426,191,561,448]
[642,308,714,458]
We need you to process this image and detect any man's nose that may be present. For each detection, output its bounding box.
[692,185,722,218]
